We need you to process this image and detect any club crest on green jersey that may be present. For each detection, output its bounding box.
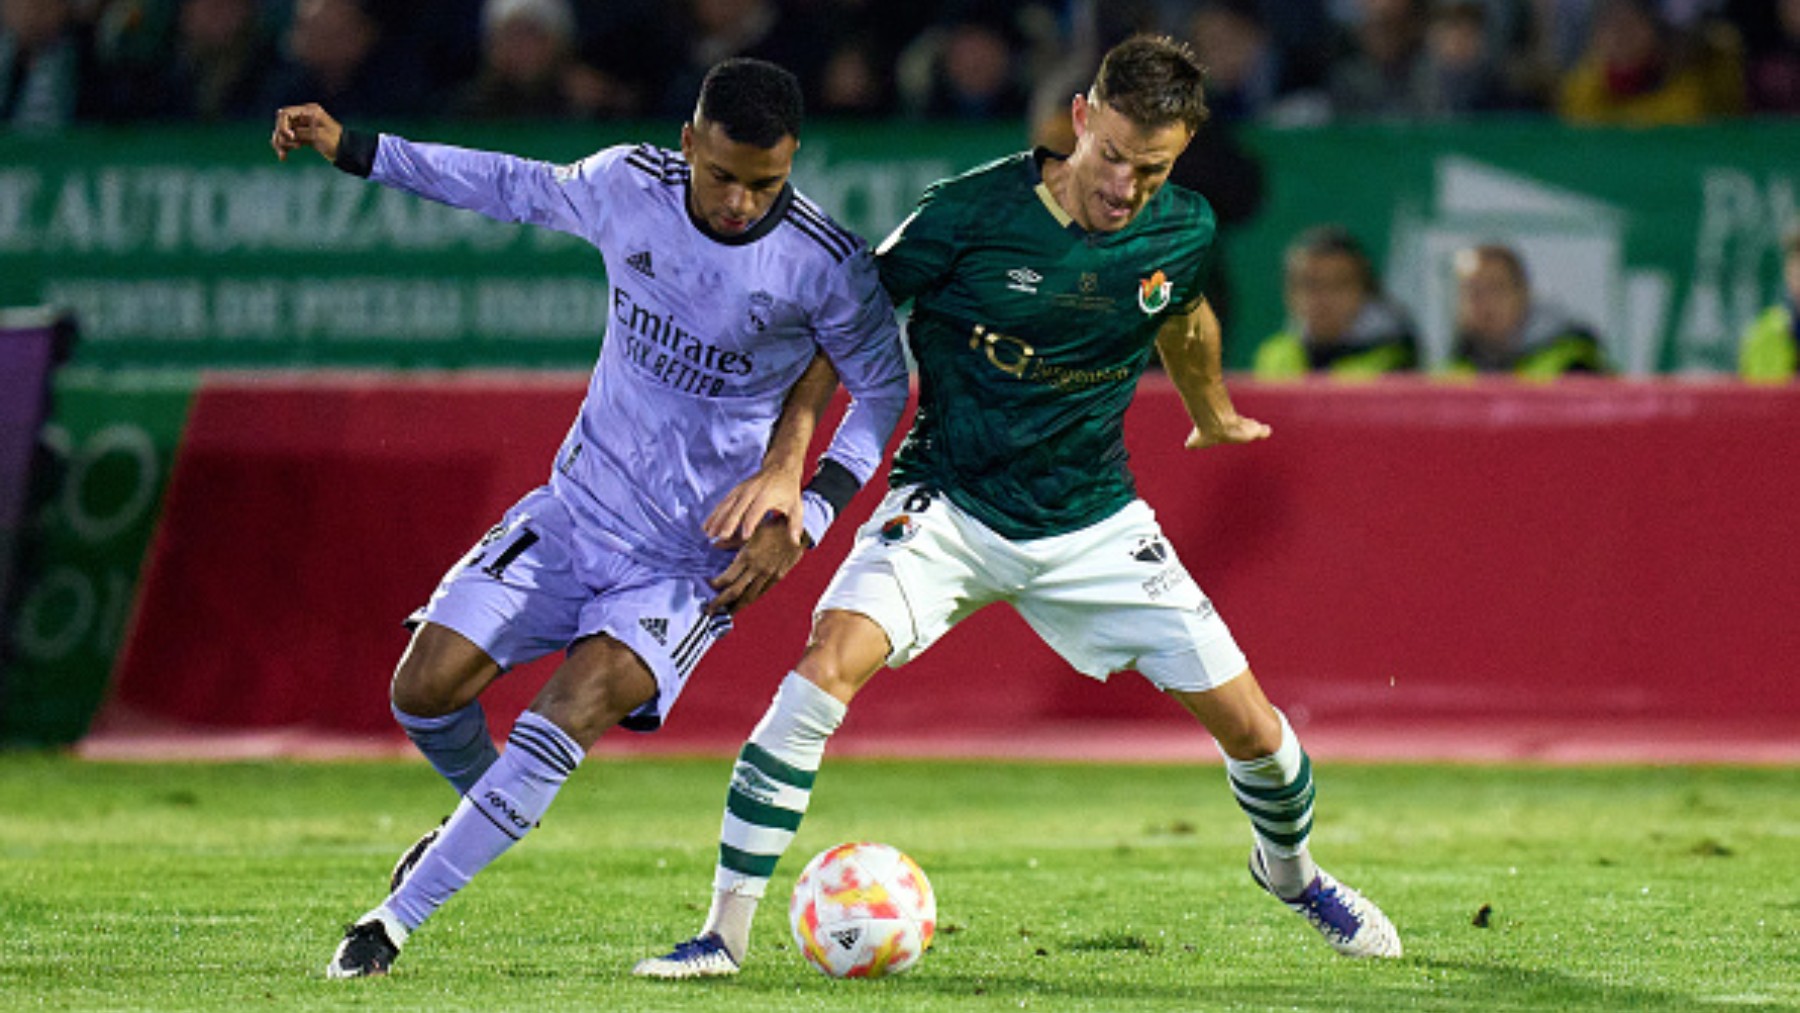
[1138,270,1172,315]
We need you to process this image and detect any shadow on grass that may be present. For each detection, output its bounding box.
[705,956,1800,1013]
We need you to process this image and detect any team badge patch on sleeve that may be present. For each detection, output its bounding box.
[879,515,918,545]
[1137,269,1172,315]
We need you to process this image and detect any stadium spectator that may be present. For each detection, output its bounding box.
[1254,225,1419,378]
[657,0,819,117]
[0,0,103,129]
[1745,0,1800,113]
[261,0,426,120]
[1326,0,1433,119]
[452,0,625,119]
[813,34,894,116]
[148,0,275,121]
[1417,1,1520,116]
[1186,0,1329,124]
[1738,227,1800,382]
[278,57,911,979]
[898,6,1032,120]
[1555,0,1744,123]
[1446,243,1610,377]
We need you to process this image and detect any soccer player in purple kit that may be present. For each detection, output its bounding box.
[271,58,910,978]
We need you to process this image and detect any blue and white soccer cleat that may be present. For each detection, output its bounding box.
[1249,849,1403,958]
[631,932,741,979]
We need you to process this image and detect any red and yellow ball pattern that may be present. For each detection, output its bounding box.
[789,841,936,978]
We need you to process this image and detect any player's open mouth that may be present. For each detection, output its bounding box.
[1098,197,1131,220]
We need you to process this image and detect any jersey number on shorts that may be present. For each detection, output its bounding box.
[471,528,539,578]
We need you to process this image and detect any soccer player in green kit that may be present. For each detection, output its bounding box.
[636,35,1401,979]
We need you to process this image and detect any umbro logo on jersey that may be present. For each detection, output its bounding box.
[639,616,669,645]
[627,250,655,278]
[1007,267,1042,294]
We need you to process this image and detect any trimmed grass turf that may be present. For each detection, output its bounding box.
[0,755,1795,1011]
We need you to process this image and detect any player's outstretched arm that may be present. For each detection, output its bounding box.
[273,103,602,239]
[1156,298,1272,450]
[705,350,840,548]
[271,103,343,163]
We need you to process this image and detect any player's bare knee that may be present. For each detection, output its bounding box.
[1169,676,1285,760]
[795,612,887,703]
[391,625,496,716]
[534,639,656,746]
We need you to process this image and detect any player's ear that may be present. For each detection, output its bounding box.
[1070,92,1090,140]
[679,122,694,161]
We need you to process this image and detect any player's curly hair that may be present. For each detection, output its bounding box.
[1091,34,1210,134]
[696,58,804,148]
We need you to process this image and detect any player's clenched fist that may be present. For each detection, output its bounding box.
[271,103,343,162]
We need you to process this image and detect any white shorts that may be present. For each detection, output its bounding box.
[817,485,1249,693]
[409,486,731,731]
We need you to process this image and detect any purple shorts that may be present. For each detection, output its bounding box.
[409,486,731,731]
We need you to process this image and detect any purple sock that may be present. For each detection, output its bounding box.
[387,712,583,930]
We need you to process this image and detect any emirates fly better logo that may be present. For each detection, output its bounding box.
[1137,269,1172,314]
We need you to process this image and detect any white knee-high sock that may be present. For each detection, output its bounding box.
[705,673,846,960]
[1223,709,1319,897]
[380,712,583,931]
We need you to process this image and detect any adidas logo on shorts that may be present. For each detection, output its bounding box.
[639,616,669,645]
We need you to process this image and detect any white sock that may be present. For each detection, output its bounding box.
[706,673,845,960]
[1223,709,1319,897]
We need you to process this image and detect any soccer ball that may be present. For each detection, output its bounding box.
[789,841,936,978]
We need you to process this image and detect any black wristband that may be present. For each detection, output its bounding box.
[804,458,860,517]
[333,128,378,178]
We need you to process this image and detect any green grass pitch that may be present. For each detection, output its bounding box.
[1,754,1795,1011]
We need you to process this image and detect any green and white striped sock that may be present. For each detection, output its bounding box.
[705,673,845,959]
[1225,710,1319,897]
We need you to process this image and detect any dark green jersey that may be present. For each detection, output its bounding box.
[877,150,1217,540]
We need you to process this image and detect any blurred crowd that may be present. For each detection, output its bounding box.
[2,0,1796,132]
[1254,224,1800,381]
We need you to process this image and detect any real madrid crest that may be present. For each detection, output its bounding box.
[747,291,774,332]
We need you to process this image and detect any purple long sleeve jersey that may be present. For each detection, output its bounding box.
[366,135,910,573]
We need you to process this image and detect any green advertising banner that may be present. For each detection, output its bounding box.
[1,120,1794,374]
[0,123,1016,370]
[1231,121,1800,374]
[1,374,193,745]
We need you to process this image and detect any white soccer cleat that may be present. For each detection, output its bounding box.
[631,932,741,979]
[1250,849,1402,959]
